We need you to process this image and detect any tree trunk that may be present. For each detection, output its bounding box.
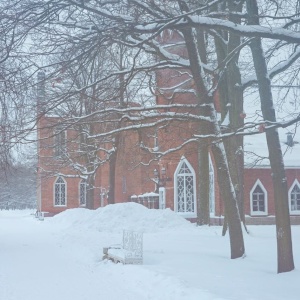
[246,0,294,273]
[197,141,210,225]
[211,138,244,258]
[214,0,246,230]
[195,25,210,225]
[180,19,245,258]
[107,48,126,205]
[107,144,117,204]
[86,176,95,209]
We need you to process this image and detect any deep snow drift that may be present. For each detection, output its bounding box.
[52,202,193,232]
[1,203,299,300]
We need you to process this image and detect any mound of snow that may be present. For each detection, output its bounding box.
[51,202,193,233]
[51,208,95,226]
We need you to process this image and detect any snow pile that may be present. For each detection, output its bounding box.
[50,207,95,227]
[51,202,193,233]
[2,210,300,300]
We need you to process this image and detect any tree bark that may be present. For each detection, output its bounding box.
[195,27,211,225]
[246,0,294,273]
[210,136,245,258]
[86,176,95,209]
[214,0,246,230]
[197,141,210,225]
[180,15,245,258]
[107,47,126,205]
[107,132,121,205]
[107,148,117,204]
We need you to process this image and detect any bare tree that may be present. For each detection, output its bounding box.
[246,0,294,274]
[2,0,300,265]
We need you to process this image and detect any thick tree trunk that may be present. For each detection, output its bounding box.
[86,176,95,209]
[208,105,245,259]
[224,137,245,227]
[214,0,246,229]
[226,52,245,226]
[195,25,210,225]
[107,146,117,204]
[197,141,210,225]
[107,52,125,205]
[211,138,244,258]
[246,0,294,273]
[107,50,126,205]
[180,20,245,258]
[80,123,97,210]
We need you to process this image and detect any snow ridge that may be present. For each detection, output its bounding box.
[51,202,193,233]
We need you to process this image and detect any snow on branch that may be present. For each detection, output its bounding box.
[136,16,300,44]
[242,47,300,89]
[194,115,300,141]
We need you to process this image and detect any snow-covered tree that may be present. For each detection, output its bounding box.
[2,0,300,270]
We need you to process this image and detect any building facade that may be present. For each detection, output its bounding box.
[37,109,300,225]
[36,31,300,225]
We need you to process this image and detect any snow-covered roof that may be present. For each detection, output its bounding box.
[244,91,300,168]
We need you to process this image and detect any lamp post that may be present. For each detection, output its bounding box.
[100,187,107,207]
[153,167,171,193]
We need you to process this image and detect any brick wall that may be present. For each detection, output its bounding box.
[244,168,300,217]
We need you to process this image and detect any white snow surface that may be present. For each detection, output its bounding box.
[1,203,300,300]
[52,203,191,233]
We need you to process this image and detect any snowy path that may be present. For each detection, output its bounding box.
[0,211,214,300]
[0,213,107,300]
[1,208,300,300]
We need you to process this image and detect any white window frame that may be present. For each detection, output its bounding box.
[54,176,67,207]
[289,179,300,215]
[174,157,197,218]
[79,180,87,206]
[250,179,268,216]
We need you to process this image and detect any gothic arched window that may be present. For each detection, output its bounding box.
[174,157,197,218]
[289,180,300,214]
[54,177,66,206]
[250,180,268,216]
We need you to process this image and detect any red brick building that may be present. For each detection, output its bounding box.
[37,115,300,225]
[37,31,300,224]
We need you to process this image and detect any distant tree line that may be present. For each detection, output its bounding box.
[0,163,36,210]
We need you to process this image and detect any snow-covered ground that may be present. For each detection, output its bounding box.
[1,203,299,300]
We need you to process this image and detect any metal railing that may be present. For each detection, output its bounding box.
[130,192,159,209]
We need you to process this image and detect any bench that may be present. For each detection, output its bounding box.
[103,230,143,264]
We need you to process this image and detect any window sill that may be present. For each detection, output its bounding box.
[289,211,300,215]
[250,212,268,216]
[176,212,197,219]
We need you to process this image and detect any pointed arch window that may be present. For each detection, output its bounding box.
[54,177,66,206]
[79,180,87,206]
[250,180,268,216]
[289,180,300,214]
[174,157,197,218]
